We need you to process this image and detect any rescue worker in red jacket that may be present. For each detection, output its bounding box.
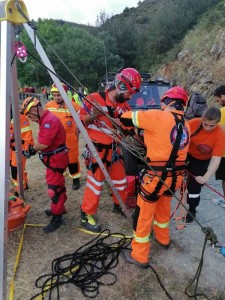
[120,86,190,268]
[46,83,81,190]
[10,112,34,194]
[21,97,69,233]
[79,68,142,232]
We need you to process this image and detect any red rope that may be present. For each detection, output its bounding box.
[186,170,225,199]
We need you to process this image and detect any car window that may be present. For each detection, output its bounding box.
[128,84,170,110]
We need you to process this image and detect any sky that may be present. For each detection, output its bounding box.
[23,0,141,26]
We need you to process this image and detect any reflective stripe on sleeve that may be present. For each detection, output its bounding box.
[132,111,139,127]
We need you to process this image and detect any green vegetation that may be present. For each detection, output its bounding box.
[17,0,221,91]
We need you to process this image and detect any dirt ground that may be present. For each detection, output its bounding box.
[7,122,225,300]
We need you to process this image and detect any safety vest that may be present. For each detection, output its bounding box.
[10,114,34,151]
[45,100,80,133]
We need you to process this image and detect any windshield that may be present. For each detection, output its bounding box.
[128,84,170,110]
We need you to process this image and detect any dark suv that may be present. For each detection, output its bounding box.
[128,73,170,111]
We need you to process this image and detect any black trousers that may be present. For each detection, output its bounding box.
[187,154,210,210]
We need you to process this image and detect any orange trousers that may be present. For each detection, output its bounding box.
[131,172,184,264]
[81,148,127,215]
[10,150,27,190]
[66,133,81,179]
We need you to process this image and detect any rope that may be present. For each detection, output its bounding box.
[9,224,176,300]
[170,177,187,230]
[149,265,174,300]
[184,227,217,300]
[187,170,225,199]
[30,229,131,299]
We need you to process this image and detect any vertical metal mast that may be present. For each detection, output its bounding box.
[0,18,12,300]
[0,1,31,298]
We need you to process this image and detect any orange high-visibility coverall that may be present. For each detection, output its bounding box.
[45,101,81,179]
[10,114,34,191]
[121,110,190,264]
[79,92,130,214]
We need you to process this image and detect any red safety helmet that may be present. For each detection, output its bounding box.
[161,86,188,105]
[115,68,141,94]
[51,82,68,93]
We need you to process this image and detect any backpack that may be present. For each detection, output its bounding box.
[185,92,207,120]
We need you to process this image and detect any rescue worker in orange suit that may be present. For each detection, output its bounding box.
[10,111,34,195]
[21,97,69,233]
[120,86,190,268]
[79,68,142,232]
[46,83,81,190]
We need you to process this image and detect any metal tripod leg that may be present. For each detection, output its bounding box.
[24,23,132,223]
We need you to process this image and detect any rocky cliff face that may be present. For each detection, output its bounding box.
[158,28,225,105]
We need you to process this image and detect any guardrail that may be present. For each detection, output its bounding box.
[19,93,48,106]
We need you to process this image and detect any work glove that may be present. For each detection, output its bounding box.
[23,145,36,158]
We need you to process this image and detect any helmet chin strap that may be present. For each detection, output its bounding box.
[161,100,176,111]
[27,105,41,120]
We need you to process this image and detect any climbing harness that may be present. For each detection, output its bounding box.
[139,112,186,202]
[39,145,68,174]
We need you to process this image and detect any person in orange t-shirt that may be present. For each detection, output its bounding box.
[186,106,225,223]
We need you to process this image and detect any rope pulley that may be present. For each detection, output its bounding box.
[15,41,27,62]
[0,0,29,24]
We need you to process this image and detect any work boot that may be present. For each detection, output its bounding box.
[43,214,63,233]
[152,232,170,249]
[186,209,196,223]
[121,249,149,269]
[112,203,126,217]
[45,209,66,217]
[72,178,81,190]
[81,210,101,232]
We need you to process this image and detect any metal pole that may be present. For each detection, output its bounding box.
[24,23,132,221]
[0,20,12,300]
[11,30,24,199]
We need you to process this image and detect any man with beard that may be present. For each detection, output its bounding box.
[79,68,141,232]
